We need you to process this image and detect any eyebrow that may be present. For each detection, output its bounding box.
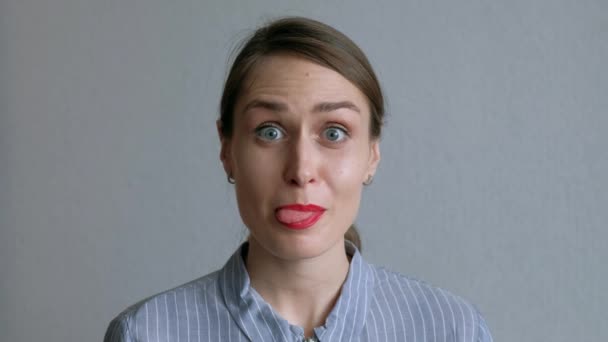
[243,99,361,115]
[313,101,361,114]
[242,100,288,113]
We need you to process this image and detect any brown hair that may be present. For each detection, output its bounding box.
[219,17,385,251]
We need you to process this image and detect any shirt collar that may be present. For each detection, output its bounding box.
[217,241,375,341]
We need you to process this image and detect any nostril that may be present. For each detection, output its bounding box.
[288,175,315,186]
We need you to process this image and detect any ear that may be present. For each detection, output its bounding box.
[217,120,233,176]
[365,139,381,180]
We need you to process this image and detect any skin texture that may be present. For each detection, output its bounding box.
[218,54,380,335]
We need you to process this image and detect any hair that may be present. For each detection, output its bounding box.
[219,17,385,251]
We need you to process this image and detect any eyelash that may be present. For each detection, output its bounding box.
[254,122,350,142]
[326,123,350,136]
[256,122,281,130]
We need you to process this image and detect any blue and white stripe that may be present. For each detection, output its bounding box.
[104,243,493,341]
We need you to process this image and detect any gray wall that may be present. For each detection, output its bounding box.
[1,0,606,341]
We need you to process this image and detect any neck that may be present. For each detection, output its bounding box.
[245,238,350,337]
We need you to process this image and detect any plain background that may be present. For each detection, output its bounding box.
[1,0,606,341]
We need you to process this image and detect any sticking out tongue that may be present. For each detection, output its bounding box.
[275,209,316,223]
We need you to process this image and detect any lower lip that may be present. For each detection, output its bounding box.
[275,210,325,230]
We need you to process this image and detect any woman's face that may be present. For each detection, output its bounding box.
[219,54,380,261]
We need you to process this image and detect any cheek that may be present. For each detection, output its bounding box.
[322,148,368,203]
[323,155,365,232]
[232,149,274,228]
[324,143,369,183]
[231,140,282,201]
[232,136,274,174]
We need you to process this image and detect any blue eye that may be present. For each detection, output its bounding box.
[323,127,347,142]
[256,125,284,141]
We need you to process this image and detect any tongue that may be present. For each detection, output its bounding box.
[275,209,315,223]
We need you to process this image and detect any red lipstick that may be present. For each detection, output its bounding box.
[275,204,326,230]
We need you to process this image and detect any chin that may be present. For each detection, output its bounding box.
[253,232,342,261]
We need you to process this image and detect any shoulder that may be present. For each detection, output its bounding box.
[369,265,493,341]
[104,271,221,342]
[371,265,475,318]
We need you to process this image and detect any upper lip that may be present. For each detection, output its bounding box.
[276,203,326,212]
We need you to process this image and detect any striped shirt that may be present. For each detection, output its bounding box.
[104,242,493,341]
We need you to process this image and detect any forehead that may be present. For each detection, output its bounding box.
[237,54,369,109]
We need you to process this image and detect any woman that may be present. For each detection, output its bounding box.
[105,17,493,342]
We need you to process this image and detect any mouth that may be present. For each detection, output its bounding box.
[275,204,326,230]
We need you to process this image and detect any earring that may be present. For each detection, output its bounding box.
[227,174,235,184]
[363,174,373,186]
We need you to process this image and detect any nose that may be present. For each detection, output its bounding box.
[283,135,318,187]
